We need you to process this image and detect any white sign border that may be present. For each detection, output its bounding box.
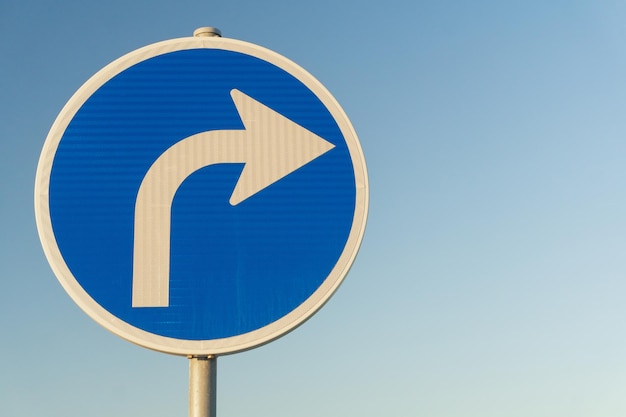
[34,36,369,356]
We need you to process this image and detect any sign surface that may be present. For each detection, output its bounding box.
[35,36,368,355]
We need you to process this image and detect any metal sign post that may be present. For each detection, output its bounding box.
[189,356,217,417]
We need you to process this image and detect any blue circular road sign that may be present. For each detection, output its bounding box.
[35,35,368,355]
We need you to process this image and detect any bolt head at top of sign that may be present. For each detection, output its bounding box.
[34,28,368,356]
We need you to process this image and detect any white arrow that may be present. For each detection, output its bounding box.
[131,89,335,307]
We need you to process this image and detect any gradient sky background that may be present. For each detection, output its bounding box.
[4,1,626,416]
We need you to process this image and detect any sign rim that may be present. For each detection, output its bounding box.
[34,35,368,355]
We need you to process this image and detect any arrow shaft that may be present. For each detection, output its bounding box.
[132,130,247,307]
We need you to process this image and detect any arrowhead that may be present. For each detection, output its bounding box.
[228,89,335,206]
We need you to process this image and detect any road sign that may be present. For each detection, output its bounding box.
[34,34,368,356]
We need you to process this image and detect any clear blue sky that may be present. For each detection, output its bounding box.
[3,1,626,416]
